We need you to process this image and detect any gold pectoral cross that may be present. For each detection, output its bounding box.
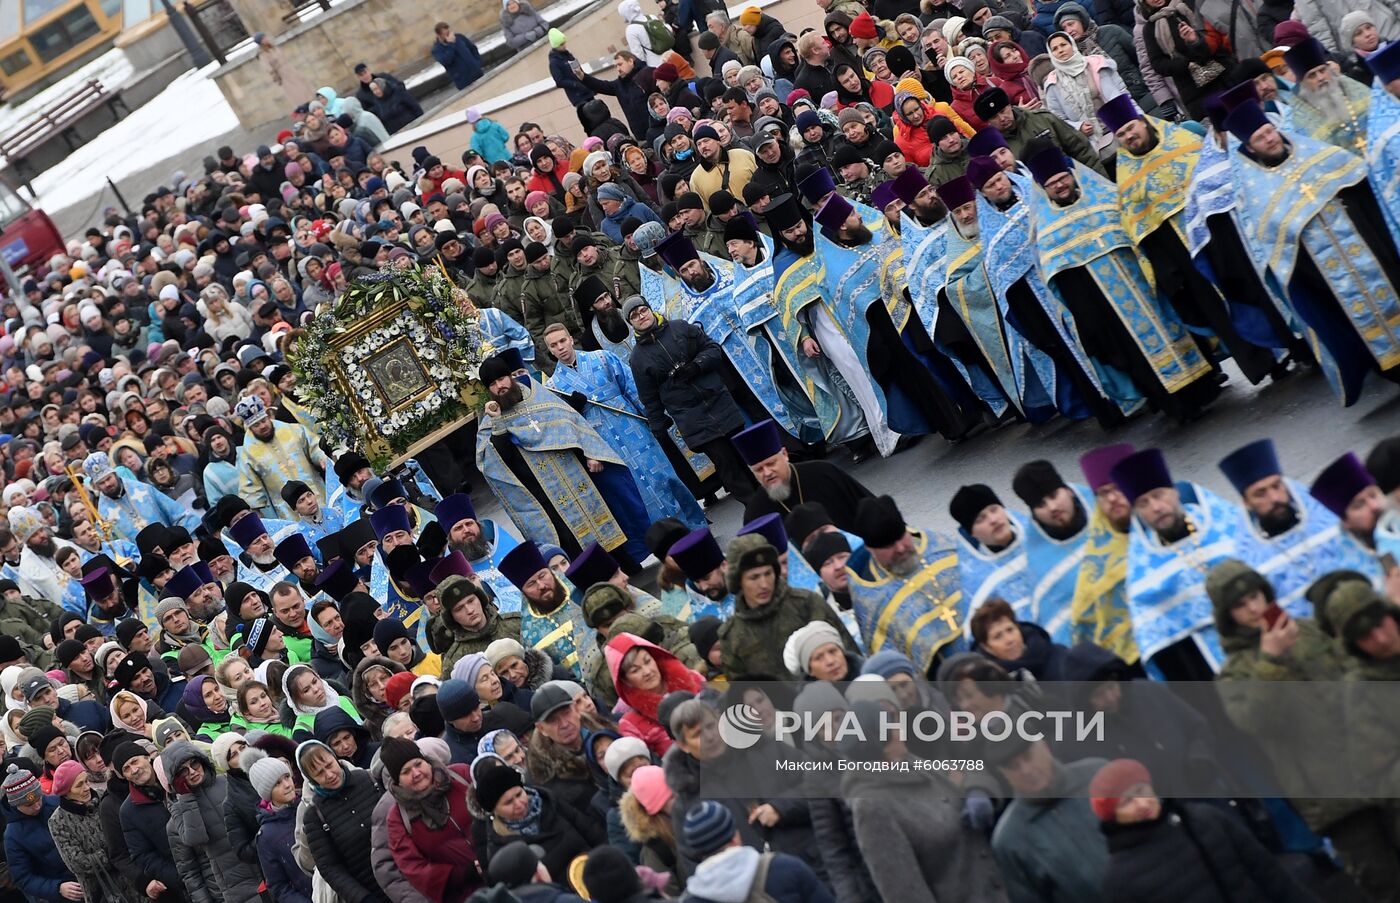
[1297,181,1317,204]
[935,605,960,632]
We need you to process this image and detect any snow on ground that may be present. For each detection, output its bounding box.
[26,63,237,215]
[0,46,134,135]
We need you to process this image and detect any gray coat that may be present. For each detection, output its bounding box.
[845,761,1008,903]
[990,757,1110,903]
[1291,0,1400,51]
[160,743,262,903]
[501,0,549,50]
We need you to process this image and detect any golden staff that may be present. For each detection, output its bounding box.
[542,385,647,421]
[64,463,114,543]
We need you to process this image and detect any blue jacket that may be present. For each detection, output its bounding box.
[600,195,663,243]
[4,796,74,903]
[56,697,110,733]
[548,48,596,107]
[256,801,312,903]
[470,117,512,164]
[432,33,483,90]
[1031,0,1070,34]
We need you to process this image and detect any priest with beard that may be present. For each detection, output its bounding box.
[888,163,949,229]
[1221,99,1400,406]
[7,506,77,606]
[1024,146,1221,423]
[654,230,809,444]
[366,502,431,627]
[1096,94,1283,387]
[1219,438,1381,608]
[1110,447,1244,680]
[328,450,373,521]
[1008,461,1093,646]
[76,561,139,637]
[766,192,890,462]
[475,350,652,570]
[1310,451,1394,555]
[812,188,981,445]
[1069,443,1141,664]
[85,450,200,543]
[572,275,633,358]
[434,494,522,612]
[542,324,707,530]
[969,154,1124,428]
[1284,38,1371,155]
[234,394,330,520]
[737,418,874,531]
[226,511,293,595]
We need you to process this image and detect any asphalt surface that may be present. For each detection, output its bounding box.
[472,360,1400,547]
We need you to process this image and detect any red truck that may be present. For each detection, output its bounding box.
[0,172,65,276]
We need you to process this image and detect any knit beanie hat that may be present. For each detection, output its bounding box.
[152,717,186,751]
[485,638,526,669]
[782,620,844,676]
[210,731,245,771]
[629,764,672,815]
[248,756,291,801]
[1089,758,1153,822]
[29,724,66,761]
[3,764,40,807]
[475,762,524,811]
[451,652,491,689]
[682,800,736,858]
[154,597,187,626]
[379,736,424,782]
[861,648,918,679]
[436,679,481,722]
[548,27,567,47]
[51,759,83,798]
[582,845,644,903]
[385,671,416,710]
[18,706,56,743]
[602,735,650,781]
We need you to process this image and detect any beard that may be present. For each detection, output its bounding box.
[1155,513,1191,544]
[886,547,920,576]
[954,220,979,240]
[1299,79,1349,125]
[494,382,525,411]
[764,481,791,503]
[102,481,125,500]
[595,307,629,343]
[1051,187,1082,207]
[188,597,222,623]
[1257,503,1300,537]
[29,537,56,559]
[913,200,946,225]
[840,224,873,246]
[250,549,278,567]
[784,229,815,257]
[451,535,490,561]
[683,266,716,292]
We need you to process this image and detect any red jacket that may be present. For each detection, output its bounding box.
[386,764,482,903]
[606,633,705,757]
[951,77,994,130]
[893,99,974,167]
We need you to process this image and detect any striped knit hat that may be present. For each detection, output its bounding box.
[3,764,40,807]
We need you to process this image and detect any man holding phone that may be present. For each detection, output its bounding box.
[1209,559,1400,901]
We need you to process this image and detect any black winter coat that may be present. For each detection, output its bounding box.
[222,769,261,870]
[119,787,182,892]
[303,768,390,903]
[580,65,657,143]
[97,778,146,902]
[1100,802,1318,903]
[483,790,607,884]
[629,318,746,447]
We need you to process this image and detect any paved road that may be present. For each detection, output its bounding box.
[473,361,1400,549]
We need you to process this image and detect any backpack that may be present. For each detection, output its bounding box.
[636,17,675,54]
[743,853,780,903]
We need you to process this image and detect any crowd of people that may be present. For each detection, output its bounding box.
[1,0,1400,900]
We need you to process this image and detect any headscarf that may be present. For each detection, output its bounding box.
[296,739,348,798]
[181,676,226,724]
[282,663,343,717]
[1,666,27,712]
[109,690,149,735]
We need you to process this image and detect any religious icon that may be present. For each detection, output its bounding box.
[363,338,432,410]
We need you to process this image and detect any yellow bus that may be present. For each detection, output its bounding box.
[0,0,126,100]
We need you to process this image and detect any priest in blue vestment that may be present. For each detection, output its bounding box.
[1219,438,1381,612]
[948,484,1033,628]
[434,493,522,613]
[476,351,652,569]
[1111,448,1240,680]
[1221,99,1400,406]
[542,326,706,530]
